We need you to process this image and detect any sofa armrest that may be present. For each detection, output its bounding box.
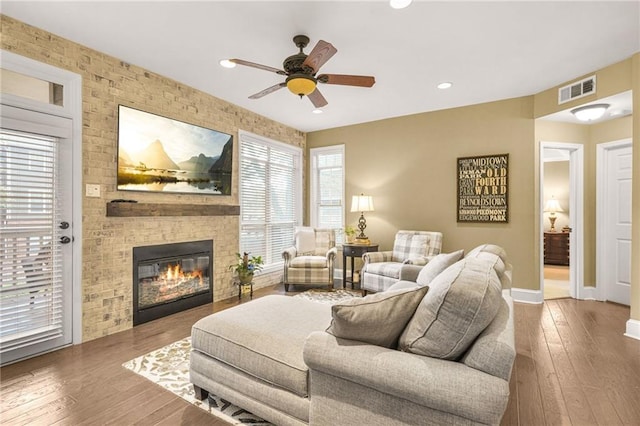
[362,250,393,267]
[282,246,297,264]
[398,264,423,282]
[303,332,510,424]
[326,246,337,261]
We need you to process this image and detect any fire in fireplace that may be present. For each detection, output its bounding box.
[133,240,213,325]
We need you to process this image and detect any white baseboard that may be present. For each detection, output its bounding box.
[511,288,544,304]
[578,285,600,300]
[624,319,640,341]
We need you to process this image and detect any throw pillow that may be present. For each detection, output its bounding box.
[398,258,502,360]
[415,249,465,286]
[326,286,429,348]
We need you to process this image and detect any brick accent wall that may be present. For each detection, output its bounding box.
[1,15,306,341]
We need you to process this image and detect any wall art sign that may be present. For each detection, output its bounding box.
[457,153,509,223]
[117,105,233,195]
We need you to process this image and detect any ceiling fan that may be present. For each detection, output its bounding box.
[222,35,376,108]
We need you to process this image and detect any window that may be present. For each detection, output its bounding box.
[239,130,302,270]
[310,145,345,243]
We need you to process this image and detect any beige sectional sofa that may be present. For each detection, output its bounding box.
[190,244,515,425]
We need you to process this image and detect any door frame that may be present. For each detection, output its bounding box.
[1,50,83,344]
[596,138,632,302]
[539,142,585,300]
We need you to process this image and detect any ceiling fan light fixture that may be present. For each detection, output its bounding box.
[437,81,453,89]
[312,108,323,114]
[286,74,316,97]
[390,0,412,9]
[570,103,610,122]
[219,59,236,68]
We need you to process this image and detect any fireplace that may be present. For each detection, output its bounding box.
[133,240,213,325]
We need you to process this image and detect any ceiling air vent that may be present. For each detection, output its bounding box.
[558,75,596,104]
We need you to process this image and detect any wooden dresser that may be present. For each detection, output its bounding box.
[544,232,570,265]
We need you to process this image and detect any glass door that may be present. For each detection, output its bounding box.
[0,105,73,365]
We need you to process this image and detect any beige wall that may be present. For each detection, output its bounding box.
[308,97,538,290]
[1,15,305,341]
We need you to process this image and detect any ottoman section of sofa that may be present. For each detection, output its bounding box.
[191,295,332,397]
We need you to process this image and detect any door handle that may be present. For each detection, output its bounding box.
[60,236,72,244]
[59,221,70,229]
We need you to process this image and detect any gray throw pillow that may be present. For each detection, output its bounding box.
[398,258,502,360]
[326,286,429,348]
[415,249,465,286]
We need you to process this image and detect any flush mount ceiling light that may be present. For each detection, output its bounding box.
[437,81,453,89]
[390,0,412,9]
[312,108,323,114]
[570,103,610,122]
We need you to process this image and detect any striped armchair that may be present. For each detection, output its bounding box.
[282,227,337,292]
[362,230,443,293]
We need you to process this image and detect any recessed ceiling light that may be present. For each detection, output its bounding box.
[390,0,412,9]
[312,109,323,114]
[437,82,453,89]
[219,59,236,69]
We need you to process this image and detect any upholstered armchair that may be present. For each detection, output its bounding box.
[282,227,337,292]
[361,230,443,293]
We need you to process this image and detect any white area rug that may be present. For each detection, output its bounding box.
[123,289,360,424]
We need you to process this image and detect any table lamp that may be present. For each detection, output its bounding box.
[350,193,374,244]
[544,196,564,232]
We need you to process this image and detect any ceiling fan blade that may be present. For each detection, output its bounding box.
[302,40,337,73]
[318,74,375,87]
[307,88,328,108]
[249,82,286,99]
[230,59,286,75]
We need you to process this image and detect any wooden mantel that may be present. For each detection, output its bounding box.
[106,202,240,217]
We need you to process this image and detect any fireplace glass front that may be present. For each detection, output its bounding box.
[133,240,213,325]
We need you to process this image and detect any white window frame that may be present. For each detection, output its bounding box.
[238,130,302,273]
[310,145,345,243]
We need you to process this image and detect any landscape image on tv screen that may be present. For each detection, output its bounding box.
[117,105,233,195]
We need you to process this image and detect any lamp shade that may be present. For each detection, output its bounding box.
[286,74,316,96]
[351,194,374,212]
[544,198,564,213]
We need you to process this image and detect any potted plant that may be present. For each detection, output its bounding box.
[229,252,264,284]
[344,225,357,244]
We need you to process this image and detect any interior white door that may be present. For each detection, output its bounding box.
[603,144,632,305]
[0,105,74,365]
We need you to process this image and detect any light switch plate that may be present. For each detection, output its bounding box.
[86,184,100,197]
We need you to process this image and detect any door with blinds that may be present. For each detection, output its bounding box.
[1,105,73,365]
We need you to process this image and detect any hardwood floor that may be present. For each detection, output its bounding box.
[1,286,639,425]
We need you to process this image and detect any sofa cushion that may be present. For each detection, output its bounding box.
[415,249,465,286]
[461,296,516,381]
[392,233,429,263]
[466,244,511,289]
[363,261,403,279]
[191,295,331,397]
[398,258,502,360]
[326,286,429,348]
[295,226,316,255]
[386,280,420,292]
[290,255,327,268]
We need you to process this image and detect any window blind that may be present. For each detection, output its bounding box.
[311,146,344,242]
[239,132,301,268]
[0,129,63,353]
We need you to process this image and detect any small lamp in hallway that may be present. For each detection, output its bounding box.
[544,196,564,232]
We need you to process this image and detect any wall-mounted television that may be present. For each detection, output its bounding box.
[117,105,233,195]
